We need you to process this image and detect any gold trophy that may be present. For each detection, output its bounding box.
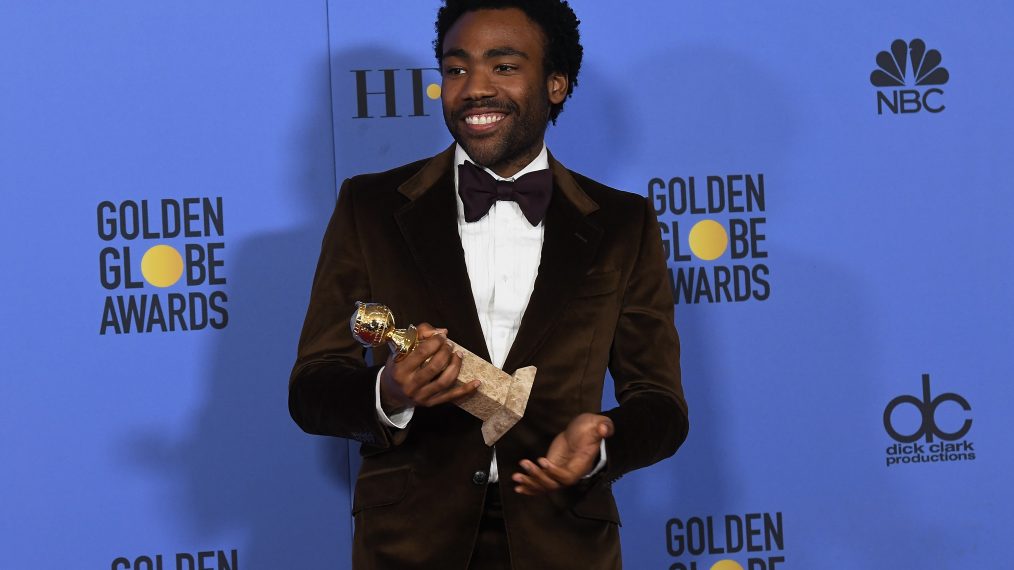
[350,301,535,445]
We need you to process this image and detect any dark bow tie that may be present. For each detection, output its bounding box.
[458,161,552,226]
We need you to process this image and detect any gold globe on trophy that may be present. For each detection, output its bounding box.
[349,301,418,354]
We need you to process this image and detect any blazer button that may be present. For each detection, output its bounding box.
[472,470,488,486]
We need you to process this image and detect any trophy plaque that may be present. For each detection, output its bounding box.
[350,301,535,445]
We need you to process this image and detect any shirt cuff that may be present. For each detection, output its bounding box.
[583,439,608,479]
[374,366,414,429]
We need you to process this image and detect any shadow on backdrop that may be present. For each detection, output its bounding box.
[119,47,441,568]
[127,47,448,568]
[598,43,810,566]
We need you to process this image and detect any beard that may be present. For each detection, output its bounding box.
[443,87,551,174]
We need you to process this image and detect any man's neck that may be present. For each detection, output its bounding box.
[455,143,549,181]
[488,144,544,178]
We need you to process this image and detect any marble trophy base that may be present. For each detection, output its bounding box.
[449,340,535,446]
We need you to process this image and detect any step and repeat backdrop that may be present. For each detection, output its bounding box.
[2,1,1012,568]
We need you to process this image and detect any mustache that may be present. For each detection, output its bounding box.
[453,99,517,118]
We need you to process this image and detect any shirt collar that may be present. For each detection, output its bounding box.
[453,143,550,225]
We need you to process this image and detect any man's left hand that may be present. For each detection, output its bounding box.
[512,413,614,495]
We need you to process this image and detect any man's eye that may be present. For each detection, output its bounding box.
[444,67,466,76]
[495,64,517,72]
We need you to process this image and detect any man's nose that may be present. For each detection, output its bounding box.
[462,69,496,100]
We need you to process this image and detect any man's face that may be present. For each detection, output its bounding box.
[440,8,568,177]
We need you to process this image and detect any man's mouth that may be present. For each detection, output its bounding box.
[464,113,506,126]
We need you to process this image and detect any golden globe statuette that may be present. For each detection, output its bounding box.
[350,302,535,445]
[350,301,419,354]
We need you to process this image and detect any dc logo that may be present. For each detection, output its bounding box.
[883,374,972,443]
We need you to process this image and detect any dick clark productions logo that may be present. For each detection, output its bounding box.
[882,374,975,467]
[870,38,950,115]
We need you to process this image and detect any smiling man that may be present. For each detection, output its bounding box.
[289,1,689,569]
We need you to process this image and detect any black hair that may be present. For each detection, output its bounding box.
[434,0,583,124]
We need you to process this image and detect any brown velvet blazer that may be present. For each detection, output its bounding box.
[289,145,689,570]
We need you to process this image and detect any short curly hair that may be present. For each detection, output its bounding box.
[434,0,583,124]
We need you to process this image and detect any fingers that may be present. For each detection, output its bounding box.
[513,414,614,495]
[394,324,448,370]
[598,418,615,438]
[417,339,453,378]
[426,378,480,407]
[566,413,614,448]
[386,323,447,375]
[412,351,475,405]
[403,335,453,395]
[415,323,447,344]
[512,458,578,495]
[384,323,477,407]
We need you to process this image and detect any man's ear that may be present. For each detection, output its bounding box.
[547,72,568,105]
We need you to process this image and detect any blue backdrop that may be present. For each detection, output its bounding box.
[2,1,1012,568]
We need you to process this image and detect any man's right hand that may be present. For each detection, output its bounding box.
[379,323,479,413]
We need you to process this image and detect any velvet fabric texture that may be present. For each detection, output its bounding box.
[289,145,689,570]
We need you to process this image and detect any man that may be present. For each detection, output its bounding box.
[289,1,689,568]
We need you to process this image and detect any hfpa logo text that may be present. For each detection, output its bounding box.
[351,68,443,119]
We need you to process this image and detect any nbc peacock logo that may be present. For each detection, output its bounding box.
[870,39,949,115]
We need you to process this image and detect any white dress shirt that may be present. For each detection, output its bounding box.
[375,144,605,484]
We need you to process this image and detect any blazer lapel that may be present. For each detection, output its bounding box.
[502,154,601,373]
[394,145,490,361]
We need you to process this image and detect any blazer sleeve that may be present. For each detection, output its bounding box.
[600,197,689,481]
[288,179,396,448]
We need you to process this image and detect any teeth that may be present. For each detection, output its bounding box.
[465,113,504,125]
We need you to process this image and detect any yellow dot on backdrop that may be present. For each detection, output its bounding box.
[426,83,441,99]
[688,219,728,261]
[141,245,184,288]
[710,560,745,570]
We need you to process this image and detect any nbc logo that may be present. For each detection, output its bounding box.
[870,39,949,115]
